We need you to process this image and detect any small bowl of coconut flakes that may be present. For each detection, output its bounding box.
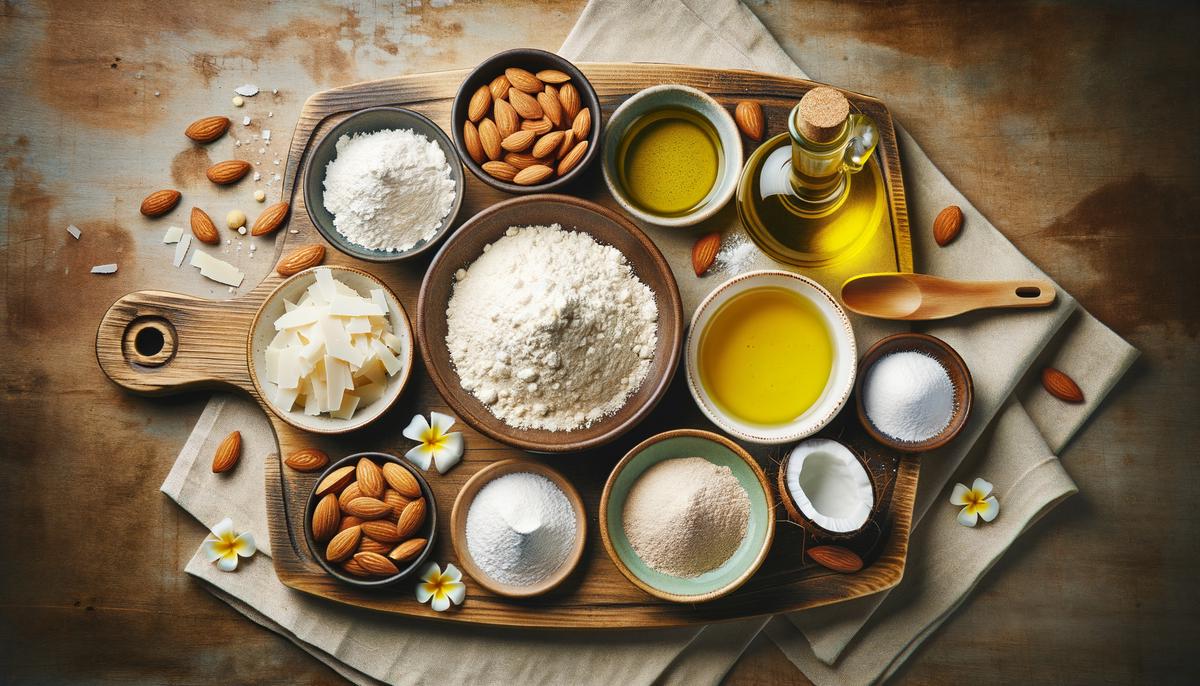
[303,106,465,262]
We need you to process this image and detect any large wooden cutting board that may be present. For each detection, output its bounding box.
[96,64,918,629]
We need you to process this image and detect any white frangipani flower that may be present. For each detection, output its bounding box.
[416,562,466,611]
[201,517,257,571]
[950,478,1000,527]
[402,411,464,474]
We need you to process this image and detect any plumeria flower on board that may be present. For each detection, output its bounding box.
[416,562,466,612]
[403,411,464,474]
[202,517,257,571]
[950,478,1001,527]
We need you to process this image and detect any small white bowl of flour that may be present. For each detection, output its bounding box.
[304,107,464,262]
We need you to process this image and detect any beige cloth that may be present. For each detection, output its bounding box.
[161,1,1138,684]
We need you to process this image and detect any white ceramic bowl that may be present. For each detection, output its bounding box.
[685,270,857,444]
[601,84,742,227]
[248,266,414,434]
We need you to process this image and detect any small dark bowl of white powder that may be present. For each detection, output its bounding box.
[303,106,465,263]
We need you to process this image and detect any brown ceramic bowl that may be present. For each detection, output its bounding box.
[303,452,437,588]
[450,48,602,194]
[450,459,587,598]
[416,194,684,453]
[855,333,973,453]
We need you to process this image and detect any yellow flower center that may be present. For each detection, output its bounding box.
[426,574,449,597]
[963,490,986,514]
[421,427,447,450]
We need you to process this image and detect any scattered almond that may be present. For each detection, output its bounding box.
[344,497,391,520]
[933,205,964,247]
[538,89,564,127]
[494,98,520,138]
[467,85,491,123]
[556,141,587,177]
[807,545,863,573]
[354,551,399,576]
[395,497,427,539]
[483,160,519,182]
[140,189,181,217]
[381,462,421,498]
[734,101,765,140]
[190,207,219,245]
[285,448,330,472]
[206,159,251,185]
[1041,367,1084,403]
[311,493,340,542]
[478,118,502,160]
[488,74,510,101]
[535,68,571,84]
[315,465,355,498]
[275,244,325,276]
[501,129,536,153]
[691,232,721,276]
[356,457,385,498]
[571,107,591,141]
[558,82,581,121]
[508,88,543,120]
[251,201,290,236]
[362,520,404,544]
[520,117,553,135]
[505,67,543,93]
[185,115,230,143]
[325,525,361,562]
[513,164,554,186]
[388,538,427,563]
[211,430,242,473]
[463,120,484,164]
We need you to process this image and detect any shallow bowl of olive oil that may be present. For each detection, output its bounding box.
[602,85,743,227]
[684,270,857,444]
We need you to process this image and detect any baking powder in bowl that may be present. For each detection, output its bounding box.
[465,472,577,587]
[322,128,456,252]
[445,224,659,431]
[862,350,955,442]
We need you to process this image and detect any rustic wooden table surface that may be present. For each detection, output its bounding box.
[1,1,1196,683]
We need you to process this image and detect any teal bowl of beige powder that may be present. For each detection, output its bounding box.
[599,429,775,602]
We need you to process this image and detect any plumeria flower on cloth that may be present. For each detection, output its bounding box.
[416,562,466,612]
[201,517,257,571]
[950,478,1001,527]
[403,411,464,474]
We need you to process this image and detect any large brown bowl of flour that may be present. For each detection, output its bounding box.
[417,194,684,453]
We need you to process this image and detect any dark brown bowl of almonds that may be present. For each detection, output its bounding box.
[451,48,602,194]
[303,452,436,587]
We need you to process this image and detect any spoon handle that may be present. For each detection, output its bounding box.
[968,279,1057,309]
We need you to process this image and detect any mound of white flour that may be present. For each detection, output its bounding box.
[445,224,659,431]
[322,128,456,252]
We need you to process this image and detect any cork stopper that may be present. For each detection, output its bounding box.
[796,86,849,143]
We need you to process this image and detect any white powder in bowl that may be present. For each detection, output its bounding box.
[862,350,956,442]
[465,472,577,587]
[445,224,659,432]
[322,128,456,252]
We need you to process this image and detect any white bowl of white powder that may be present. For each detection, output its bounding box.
[303,107,464,262]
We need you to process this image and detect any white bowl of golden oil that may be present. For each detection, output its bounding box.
[602,85,742,227]
[685,270,857,444]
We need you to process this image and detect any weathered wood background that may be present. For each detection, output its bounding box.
[1,0,1197,683]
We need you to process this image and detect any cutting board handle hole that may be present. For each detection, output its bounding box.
[123,317,177,368]
[1015,286,1042,298]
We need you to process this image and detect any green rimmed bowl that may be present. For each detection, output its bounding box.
[599,429,775,603]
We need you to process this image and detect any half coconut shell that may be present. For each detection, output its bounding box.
[777,437,876,540]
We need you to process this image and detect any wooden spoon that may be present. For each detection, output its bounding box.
[840,272,1056,320]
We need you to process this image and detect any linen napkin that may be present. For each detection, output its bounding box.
[160,1,1138,684]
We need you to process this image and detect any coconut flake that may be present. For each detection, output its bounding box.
[67,224,82,240]
[234,84,259,97]
[91,263,118,274]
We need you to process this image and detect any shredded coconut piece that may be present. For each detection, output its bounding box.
[446,224,658,431]
[322,128,455,252]
[90,263,118,274]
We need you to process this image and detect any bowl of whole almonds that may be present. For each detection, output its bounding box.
[451,48,601,193]
[304,452,436,587]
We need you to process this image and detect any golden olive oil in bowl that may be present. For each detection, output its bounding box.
[685,270,857,445]
[602,85,743,228]
[698,287,834,425]
[616,108,721,217]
